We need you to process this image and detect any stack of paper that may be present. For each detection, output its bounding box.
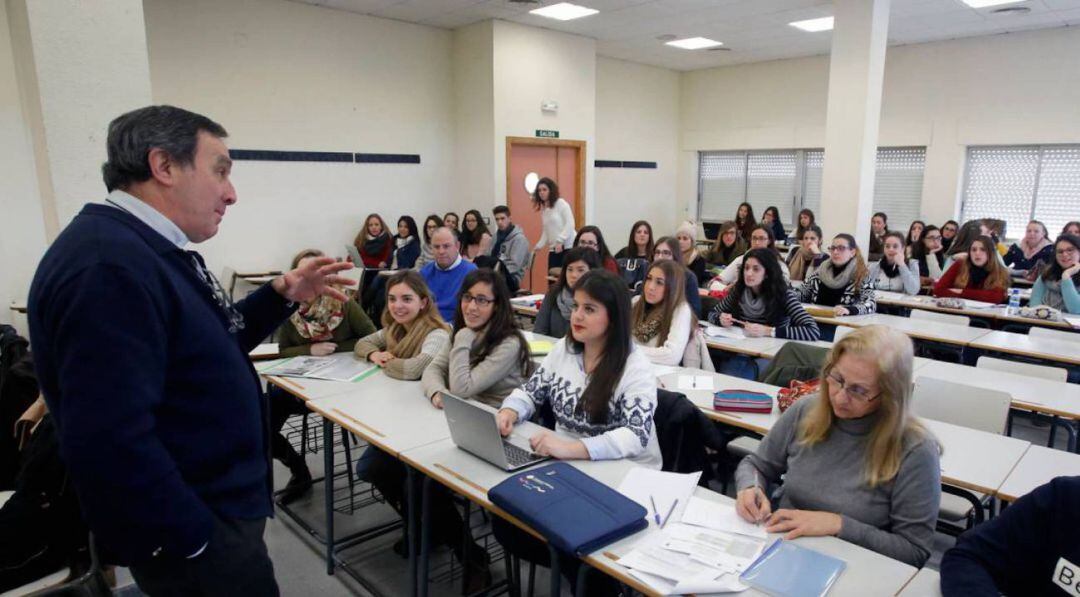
[617,469,700,527]
[703,325,745,341]
[262,352,376,382]
[619,523,765,595]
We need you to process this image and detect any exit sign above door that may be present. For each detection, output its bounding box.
[535,129,559,138]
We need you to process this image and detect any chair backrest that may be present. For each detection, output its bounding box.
[912,376,1012,434]
[911,309,971,327]
[760,341,829,386]
[976,356,1068,383]
[654,389,711,481]
[1028,326,1080,344]
[833,326,855,342]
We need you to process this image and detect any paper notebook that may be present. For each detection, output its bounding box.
[528,340,554,356]
[739,539,845,597]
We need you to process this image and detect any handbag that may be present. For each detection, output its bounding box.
[777,378,820,413]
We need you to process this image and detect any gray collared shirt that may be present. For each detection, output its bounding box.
[103,189,189,249]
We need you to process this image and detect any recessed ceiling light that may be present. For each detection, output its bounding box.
[665,37,724,50]
[529,2,598,21]
[961,0,1027,7]
[789,16,834,32]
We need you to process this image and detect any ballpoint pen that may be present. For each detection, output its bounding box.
[660,499,678,529]
[649,495,661,525]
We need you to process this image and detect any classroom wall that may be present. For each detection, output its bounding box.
[491,20,596,222]
[679,25,1080,228]
[594,56,681,241]
[453,20,496,213]
[0,0,45,334]
[143,0,456,274]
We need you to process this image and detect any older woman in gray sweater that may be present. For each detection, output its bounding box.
[735,325,941,568]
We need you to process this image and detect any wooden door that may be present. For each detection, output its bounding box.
[506,137,586,293]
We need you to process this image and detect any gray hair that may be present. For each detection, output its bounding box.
[101,105,228,192]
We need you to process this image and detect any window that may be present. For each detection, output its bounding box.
[962,145,1080,238]
[698,147,926,235]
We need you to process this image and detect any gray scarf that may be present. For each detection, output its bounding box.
[556,287,574,321]
[1042,279,1066,311]
[818,258,857,290]
[739,289,768,322]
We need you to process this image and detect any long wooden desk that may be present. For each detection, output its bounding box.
[661,369,1032,497]
[817,312,994,346]
[968,330,1080,367]
[897,567,941,596]
[917,361,1080,421]
[996,444,1080,502]
[401,439,919,597]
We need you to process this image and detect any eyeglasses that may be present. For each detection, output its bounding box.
[924,234,942,241]
[1057,247,1078,256]
[461,293,495,307]
[578,240,598,248]
[827,245,851,253]
[825,371,880,403]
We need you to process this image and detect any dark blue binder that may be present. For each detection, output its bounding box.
[487,462,648,555]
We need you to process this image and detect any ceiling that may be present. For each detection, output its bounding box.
[294,0,1080,71]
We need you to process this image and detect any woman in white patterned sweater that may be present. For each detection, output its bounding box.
[496,269,661,469]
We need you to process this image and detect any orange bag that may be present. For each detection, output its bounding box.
[777,378,821,413]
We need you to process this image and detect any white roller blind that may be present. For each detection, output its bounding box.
[961,146,1039,239]
[746,151,797,224]
[872,147,926,235]
[698,151,746,221]
[802,150,824,219]
[1033,146,1080,235]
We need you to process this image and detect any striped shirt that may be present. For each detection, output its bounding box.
[708,288,821,342]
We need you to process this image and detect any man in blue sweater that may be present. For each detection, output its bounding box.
[420,227,477,321]
[28,106,352,595]
[941,475,1080,596]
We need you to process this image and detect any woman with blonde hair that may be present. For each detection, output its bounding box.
[629,259,694,366]
[354,270,450,379]
[735,325,941,568]
[798,233,876,316]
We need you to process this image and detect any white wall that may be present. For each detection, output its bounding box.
[680,25,1080,228]
[0,0,45,334]
[594,56,681,243]
[453,20,496,211]
[144,0,456,274]
[491,20,596,219]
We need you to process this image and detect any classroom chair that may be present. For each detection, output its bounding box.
[912,376,1012,534]
[910,308,971,327]
[976,356,1077,450]
[1028,326,1080,344]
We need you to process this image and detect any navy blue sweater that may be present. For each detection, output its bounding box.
[28,204,295,565]
[941,475,1080,596]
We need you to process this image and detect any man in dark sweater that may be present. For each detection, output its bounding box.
[941,475,1080,596]
[28,106,352,595]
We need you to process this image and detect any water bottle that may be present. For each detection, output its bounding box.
[1007,288,1021,315]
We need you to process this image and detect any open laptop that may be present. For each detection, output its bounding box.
[442,393,550,472]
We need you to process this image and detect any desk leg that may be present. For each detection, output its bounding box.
[547,545,561,597]
[407,466,418,597]
[323,417,335,575]
[419,475,432,597]
[574,562,589,597]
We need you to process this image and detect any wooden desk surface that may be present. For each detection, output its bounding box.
[922,419,1030,496]
[996,444,1080,502]
[969,330,1080,366]
[917,361,1080,420]
[660,369,781,435]
[826,312,993,346]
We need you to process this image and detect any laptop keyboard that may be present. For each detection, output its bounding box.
[503,441,542,467]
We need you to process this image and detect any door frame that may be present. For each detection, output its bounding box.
[505,136,586,226]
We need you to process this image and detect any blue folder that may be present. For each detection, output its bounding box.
[739,538,846,597]
[487,462,648,555]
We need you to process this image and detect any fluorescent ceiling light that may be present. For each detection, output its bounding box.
[961,0,1027,7]
[665,37,723,50]
[789,16,834,32]
[529,2,598,21]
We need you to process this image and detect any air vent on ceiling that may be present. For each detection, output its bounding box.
[655,34,678,41]
[508,0,541,4]
[990,6,1032,14]
[708,46,731,51]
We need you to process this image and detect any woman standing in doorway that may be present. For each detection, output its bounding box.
[531,177,576,270]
